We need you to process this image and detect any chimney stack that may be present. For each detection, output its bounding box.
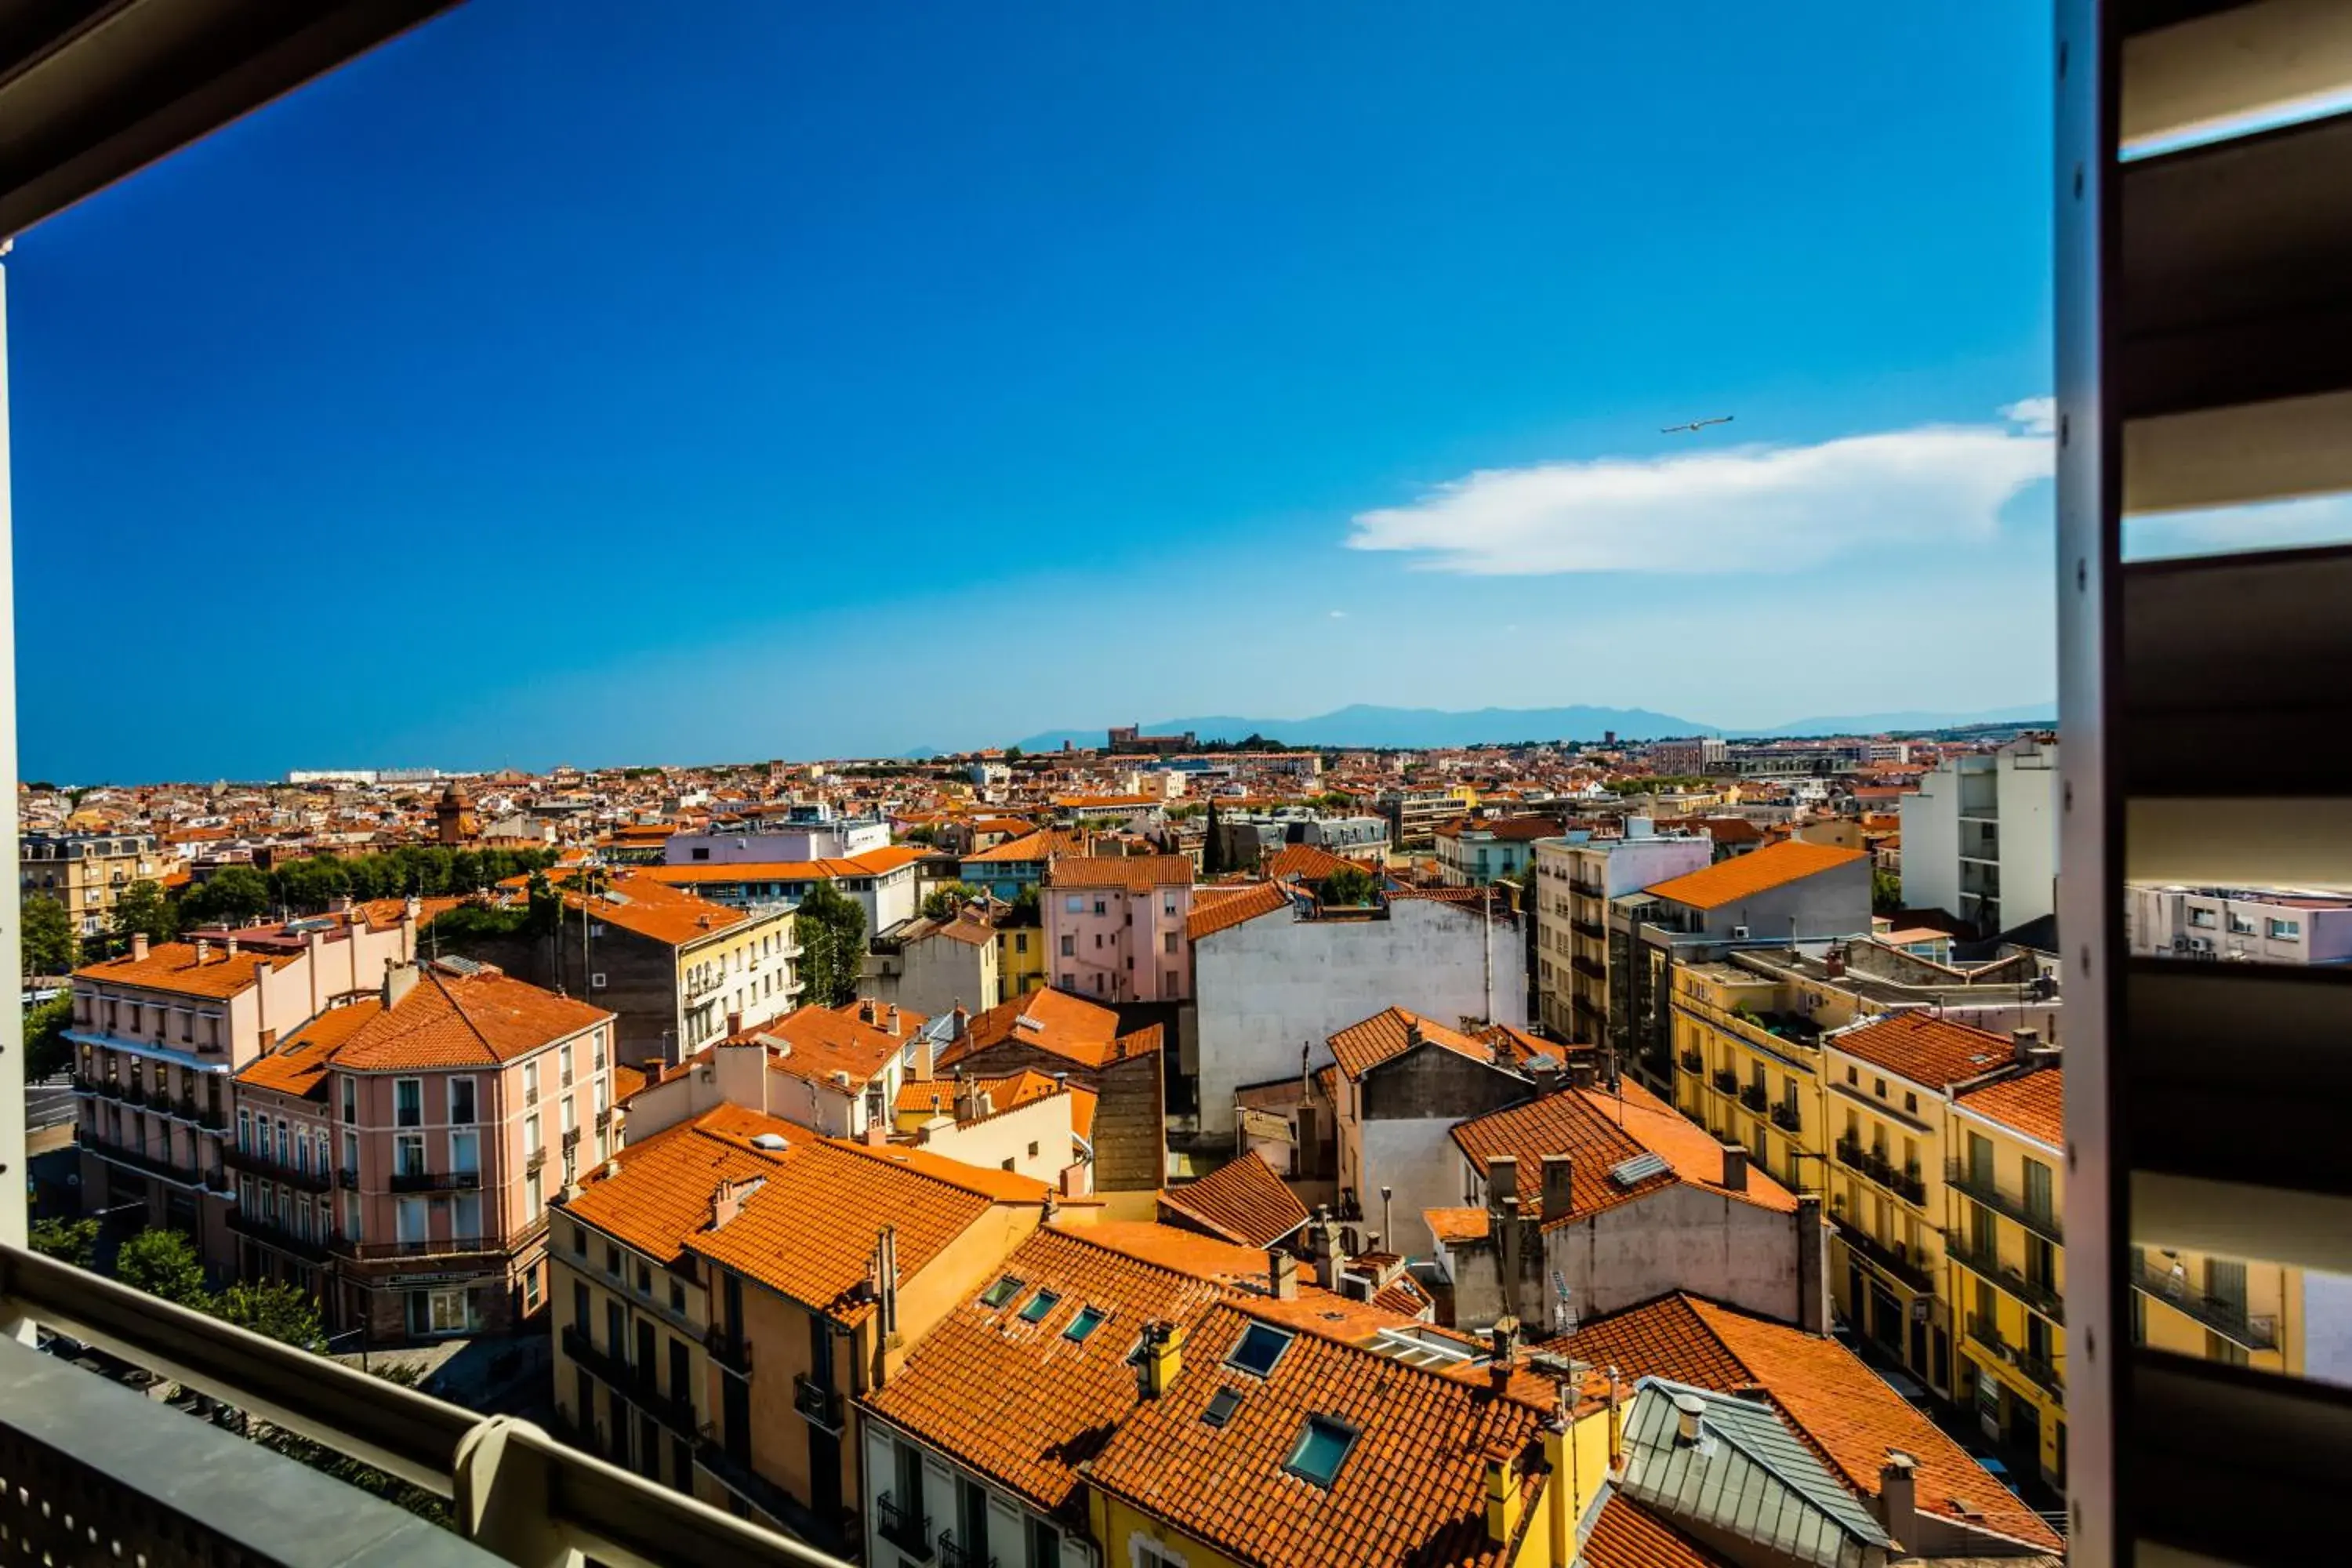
[1483,1445,1522,1546]
[1721,1145,1748,1192]
[132,931,150,962]
[726,1010,743,1039]
[1797,1193,1830,1335]
[1269,1248,1299,1301]
[1403,1017,1424,1049]
[1674,1392,1706,1446]
[1135,1321,1184,1400]
[1540,1154,1574,1221]
[1824,946,1848,979]
[859,999,877,1025]
[1485,1154,1519,1210]
[1878,1452,1918,1547]
[887,1003,900,1036]
[2010,1026,2040,1065]
[192,937,209,964]
[1308,1205,1345,1275]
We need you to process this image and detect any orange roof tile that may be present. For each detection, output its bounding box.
[331,965,610,1072]
[861,1226,1228,1511]
[1450,1080,1796,1228]
[938,988,1160,1073]
[75,942,299,1000]
[1579,1492,1737,1568]
[962,829,1090,865]
[564,1106,793,1266]
[552,870,752,947]
[1327,1007,1498,1083]
[1955,1064,2063,1149]
[1045,854,1193,892]
[1263,843,1359,883]
[1157,1151,1311,1248]
[640,846,922,886]
[1069,1220,1294,1290]
[739,1004,907,1089]
[238,999,383,1100]
[1642,839,1867,911]
[1552,1294,2060,1552]
[1833,1011,2017,1091]
[1185,881,1290,940]
[1082,1301,1552,1568]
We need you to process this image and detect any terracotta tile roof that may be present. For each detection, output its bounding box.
[75,942,299,1000]
[963,829,1088,865]
[896,1068,1077,1125]
[938,988,1160,1073]
[834,996,930,1037]
[826,1136,1060,1205]
[1082,1301,1552,1568]
[1435,815,1566,843]
[640,846,921,886]
[1642,840,1866,912]
[1157,1151,1311,1248]
[612,1062,649,1102]
[1955,1065,2063,1149]
[861,1226,1228,1511]
[735,1004,907,1089]
[1424,1207,1490,1246]
[1579,1491,1737,1568]
[331,965,611,1072]
[1832,1011,2016,1091]
[1654,815,1768,847]
[1548,1294,2061,1553]
[557,871,750,947]
[1262,843,1359,883]
[564,1105,793,1265]
[238,999,383,1100]
[1045,854,1194,892]
[1449,1080,1796,1228]
[1327,1007,1498,1083]
[684,1127,1031,1323]
[1185,881,1290,940]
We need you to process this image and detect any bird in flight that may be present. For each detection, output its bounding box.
[1661,415,1735,434]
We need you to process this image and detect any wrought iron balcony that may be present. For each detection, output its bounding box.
[1738,1083,1769,1112]
[226,1205,332,1265]
[1831,1218,1936,1294]
[74,1128,214,1190]
[344,1235,502,1262]
[527,1145,548,1174]
[223,1143,335,1194]
[1770,1102,1802,1133]
[1946,1162,2063,1245]
[563,1327,699,1436]
[1965,1312,2064,1400]
[0,1243,849,1568]
[390,1168,483,1193]
[792,1372,844,1433]
[2131,1251,2279,1352]
[706,1323,754,1379]
[939,1530,997,1568]
[1947,1234,2066,1324]
[877,1490,932,1557]
[1711,1068,1740,1095]
[1679,1049,1704,1073]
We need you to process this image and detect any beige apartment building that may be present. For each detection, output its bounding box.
[24,830,175,943]
[1529,825,1710,1044]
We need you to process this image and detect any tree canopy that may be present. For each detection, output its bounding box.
[114,1227,207,1306]
[21,893,75,978]
[24,993,73,1080]
[921,882,980,921]
[794,881,868,1007]
[178,866,270,927]
[1320,864,1379,907]
[107,880,176,953]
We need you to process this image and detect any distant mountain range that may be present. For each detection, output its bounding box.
[1010,702,2053,753]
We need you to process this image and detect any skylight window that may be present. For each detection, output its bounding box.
[1283,1415,1359,1487]
[1019,1288,1062,1324]
[981,1275,1024,1309]
[1224,1321,1295,1377]
[1203,1387,1244,1428]
[1064,1305,1106,1342]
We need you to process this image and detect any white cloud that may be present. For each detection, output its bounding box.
[1346,405,2054,575]
[1328,609,1347,619]
[2001,396,2056,437]
[2126,493,2352,561]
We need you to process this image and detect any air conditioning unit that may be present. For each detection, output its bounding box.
[1731,925,1751,940]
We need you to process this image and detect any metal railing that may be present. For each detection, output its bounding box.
[792,1373,843,1433]
[1711,1068,1739,1095]
[1738,1083,1769,1112]
[706,1324,754,1380]
[1831,1218,1936,1294]
[561,1327,699,1437]
[940,1530,996,1568]
[2130,1252,2279,1352]
[1946,1233,2066,1324]
[392,1169,484,1193]
[74,1128,217,1191]
[224,1142,336,1193]
[0,1243,851,1568]
[226,1207,332,1265]
[1770,1102,1802,1133]
[1965,1312,2064,1400]
[877,1490,931,1556]
[1678,1050,1704,1073]
[1946,1162,2064,1245]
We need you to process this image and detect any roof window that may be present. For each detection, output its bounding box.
[1018,1288,1061,1324]
[1224,1321,1295,1378]
[1283,1415,1358,1487]
[980,1275,1023,1309]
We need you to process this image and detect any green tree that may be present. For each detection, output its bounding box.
[1872,868,1904,916]
[921,882,980,920]
[213,1280,325,1350]
[114,1227,207,1306]
[1004,746,1023,762]
[21,892,75,978]
[1007,884,1041,927]
[902,824,939,847]
[179,866,270,927]
[1320,864,1377,906]
[107,880,176,953]
[24,992,73,1080]
[30,1216,98,1270]
[1203,799,1225,877]
[794,880,868,1007]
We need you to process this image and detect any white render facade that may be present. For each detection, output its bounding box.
[1899,739,2059,937]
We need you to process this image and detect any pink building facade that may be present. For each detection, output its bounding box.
[1043,855,1196,1003]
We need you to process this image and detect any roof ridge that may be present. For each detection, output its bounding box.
[422,960,499,1057]
[1035,1222,1233,1291]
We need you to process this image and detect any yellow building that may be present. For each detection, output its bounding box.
[993,917,1046,1004]
[1668,959,1857,1196]
[2130,1242,2303,1377]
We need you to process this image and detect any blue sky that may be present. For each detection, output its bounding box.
[13,2,2060,779]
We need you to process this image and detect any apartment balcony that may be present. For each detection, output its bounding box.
[1738,1083,1769,1113]
[1570,955,1606,981]
[0,1242,847,1568]
[706,1323,754,1379]
[1570,916,1606,939]
[939,1532,997,1568]
[877,1490,933,1558]
[1770,1102,1802,1133]
[1568,878,1604,898]
[1947,1234,2066,1325]
[390,1168,483,1194]
[1711,1068,1739,1096]
[223,1143,334,1194]
[226,1205,332,1265]
[1836,1139,1926,1205]
[595,1109,613,1134]
[1831,1218,1936,1295]
[527,1146,548,1174]
[75,1128,219,1192]
[1679,1050,1704,1073]
[792,1373,844,1435]
[1965,1312,2064,1401]
[561,1327,699,1438]
[2131,1252,2279,1352]
[1946,1162,2064,1245]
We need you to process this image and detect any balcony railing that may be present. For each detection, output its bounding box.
[1570,916,1606,938]
[1836,1139,1927,1204]
[706,1324,754,1380]
[562,1327,700,1436]
[226,1205,332,1265]
[223,1143,335,1194]
[390,1169,483,1193]
[2130,1252,2280,1352]
[1770,1102,1802,1132]
[792,1373,844,1434]
[939,1531,996,1568]
[1831,1218,1936,1294]
[1678,1050,1704,1073]
[1570,955,1606,980]
[1946,1162,2063,1245]
[1947,1234,2066,1324]
[1738,1083,1768,1112]
[1965,1312,2064,1400]
[877,1491,932,1557]
[1711,1069,1739,1095]
[527,1146,548,1174]
[0,1243,850,1568]
[74,1128,219,1192]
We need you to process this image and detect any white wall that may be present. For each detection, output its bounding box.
[1360,1118,1471,1258]
[1899,772,1962,919]
[1997,742,2059,930]
[1194,898,1529,1138]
